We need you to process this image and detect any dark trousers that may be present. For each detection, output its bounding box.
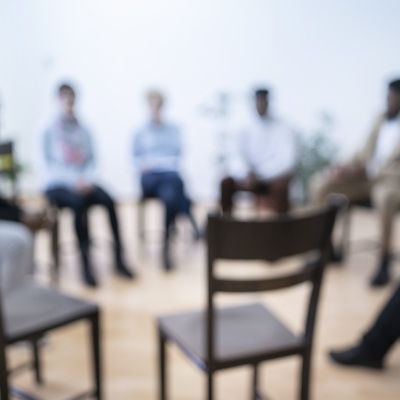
[141,171,191,234]
[363,284,400,359]
[220,175,292,214]
[46,185,123,260]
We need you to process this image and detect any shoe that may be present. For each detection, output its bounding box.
[162,244,173,272]
[329,345,383,370]
[116,262,136,279]
[83,265,97,287]
[329,246,344,264]
[370,255,391,287]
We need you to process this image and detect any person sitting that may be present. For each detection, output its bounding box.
[0,195,48,232]
[37,83,135,287]
[310,79,400,287]
[0,196,38,293]
[329,283,400,370]
[133,90,200,271]
[220,88,297,215]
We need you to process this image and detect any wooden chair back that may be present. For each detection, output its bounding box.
[205,197,343,367]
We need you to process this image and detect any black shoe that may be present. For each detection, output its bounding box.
[329,344,383,370]
[162,245,173,272]
[83,266,97,287]
[329,246,344,264]
[370,255,391,287]
[116,262,136,279]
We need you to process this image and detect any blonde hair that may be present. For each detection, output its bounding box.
[146,89,164,104]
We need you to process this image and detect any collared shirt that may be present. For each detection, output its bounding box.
[133,121,181,173]
[37,115,96,190]
[229,114,297,180]
[368,118,400,178]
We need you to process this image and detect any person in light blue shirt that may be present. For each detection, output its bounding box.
[38,83,135,286]
[133,90,200,270]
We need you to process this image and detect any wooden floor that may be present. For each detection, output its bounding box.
[8,202,400,399]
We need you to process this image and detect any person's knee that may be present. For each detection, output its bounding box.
[166,174,184,192]
[221,176,235,191]
[93,187,116,208]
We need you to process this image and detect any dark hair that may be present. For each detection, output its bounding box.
[388,79,400,94]
[255,88,269,97]
[58,83,75,96]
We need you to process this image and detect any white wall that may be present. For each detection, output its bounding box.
[1,0,399,200]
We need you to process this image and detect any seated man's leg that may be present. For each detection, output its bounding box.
[87,186,134,279]
[309,170,371,262]
[161,172,199,237]
[156,172,188,270]
[45,187,96,286]
[255,175,292,213]
[330,284,400,369]
[0,221,34,294]
[220,177,237,213]
[370,181,400,286]
[309,170,371,206]
[157,172,187,234]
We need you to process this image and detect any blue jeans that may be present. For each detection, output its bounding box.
[141,171,191,234]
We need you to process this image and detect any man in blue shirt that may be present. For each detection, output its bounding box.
[133,90,199,270]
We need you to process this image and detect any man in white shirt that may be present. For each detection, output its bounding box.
[311,79,400,287]
[220,88,297,214]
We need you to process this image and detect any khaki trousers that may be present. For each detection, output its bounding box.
[310,171,400,253]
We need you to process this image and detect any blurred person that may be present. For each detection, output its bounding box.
[37,83,135,287]
[311,79,400,287]
[0,222,33,294]
[133,90,200,271]
[220,88,297,214]
[0,195,49,231]
[0,196,36,293]
[329,283,400,370]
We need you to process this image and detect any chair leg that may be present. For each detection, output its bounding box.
[252,364,259,400]
[207,371,214,400]
[138,201,145,241]
[338,207,351,261]
[31,338,43,385]
[300,351,311,400]
[0,345,10,400]
[159,331,167,400]
[51,216,60,282]
[90,313,102,400]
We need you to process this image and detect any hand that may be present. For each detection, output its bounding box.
[21,211,52,232]
[243,171,257,190]
[75,182,94,195]
[330,163,365,181]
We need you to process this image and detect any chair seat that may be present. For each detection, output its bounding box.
[158,303,305,369]
[3,285,98,343]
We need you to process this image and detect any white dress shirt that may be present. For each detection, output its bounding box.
[368,119,400,178]
[229,114,297,180]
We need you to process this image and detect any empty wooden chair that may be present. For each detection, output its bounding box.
[0,284,102,399]
[157,198,342,400]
